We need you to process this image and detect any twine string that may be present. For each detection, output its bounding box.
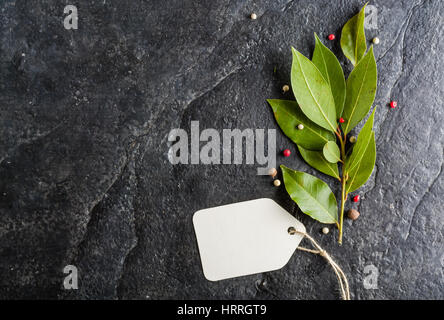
[289,228,350,300]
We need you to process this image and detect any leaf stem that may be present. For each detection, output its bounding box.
[337,131,348,244]
[338,175,347,244]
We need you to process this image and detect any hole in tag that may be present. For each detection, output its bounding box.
[288,227,296,235]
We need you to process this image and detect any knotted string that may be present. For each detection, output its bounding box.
[288,227,350,300]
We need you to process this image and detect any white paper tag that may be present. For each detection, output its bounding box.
[193,198,306,281]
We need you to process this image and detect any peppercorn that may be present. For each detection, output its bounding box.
[297,124,304,130]
[353,195,360,202]
[322,227,329,234]
[283,149,291,157]
[250,13,257,20]
[372,37,380,44]
[390,101,397,108]
[268,167,277,178]
[328,34,335,40]
[282,85,290,93]
[347,209,360,220]
[339,117,345,123]
[273,179,281,187]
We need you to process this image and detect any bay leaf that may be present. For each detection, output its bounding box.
[291,47,337,132]
[345,133,376,193]
[312,33,346,118]
[298,146,340,180]
[268,99,335,150]
[340,4,367,66]
[281,165,338,225]
[323,141,341,163]
[346,107,376,172]
[341,46,377,135]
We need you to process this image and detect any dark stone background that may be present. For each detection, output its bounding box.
[0,0,443,299]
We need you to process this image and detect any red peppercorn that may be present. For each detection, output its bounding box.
[390,101,397,108]
[283,149,291,157]
[328,34,335,40]
[353,195,360,202]
[339,117,345,123]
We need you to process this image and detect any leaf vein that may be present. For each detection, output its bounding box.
[319,48,330,86]
[320,156,340,180]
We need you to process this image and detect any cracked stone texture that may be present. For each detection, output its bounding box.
[0,0,443,299]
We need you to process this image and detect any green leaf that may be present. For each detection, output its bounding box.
[267,99,336,150]
[323,141,341,163]
[291,47,338,132]
[340,3,367,66]
[345,133,376,193]
[312,33,346,118]
[281,165,338,224]
[298,146,340,180]
[346,107,376,172]
[341,46,377,134]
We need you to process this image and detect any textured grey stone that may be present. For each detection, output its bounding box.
[0,0,443,299]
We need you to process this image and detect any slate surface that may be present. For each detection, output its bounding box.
[0,0,443,299]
